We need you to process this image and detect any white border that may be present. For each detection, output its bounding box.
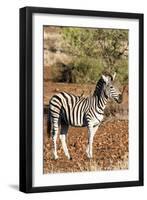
[32,13,139,187]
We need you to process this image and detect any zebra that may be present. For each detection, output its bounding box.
[47,73,122,160]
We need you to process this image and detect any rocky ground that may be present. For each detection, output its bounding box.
[43,116,128,173]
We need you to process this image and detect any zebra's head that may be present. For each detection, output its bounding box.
[102,73,122,104]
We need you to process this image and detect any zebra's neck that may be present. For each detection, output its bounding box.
[93,78,108,111]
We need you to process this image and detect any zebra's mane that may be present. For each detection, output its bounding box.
[93,77,107,99]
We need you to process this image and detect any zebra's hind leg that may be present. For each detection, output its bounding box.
[59,124,71,160]
[51,118,59,160]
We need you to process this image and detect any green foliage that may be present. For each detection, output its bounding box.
[52,27,128,85]
[93,29,128,70]
[114,59,128,85]
[67,57,104,84]
[52,57,104,83]
[61,28,99,57]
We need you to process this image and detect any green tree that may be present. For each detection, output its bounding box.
[59,27,128,84]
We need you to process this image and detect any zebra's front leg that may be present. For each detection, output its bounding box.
[86,125,98,159]
[60,124,71,160]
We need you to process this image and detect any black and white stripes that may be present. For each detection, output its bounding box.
[48,73,122,159]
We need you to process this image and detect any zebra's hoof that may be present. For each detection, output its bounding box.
[52,155,59,160]
[86,154,93,159]
[67,156,72,160]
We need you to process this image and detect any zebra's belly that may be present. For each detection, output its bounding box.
[69,118,86,127]
[61,117,86,127]
[70,121,87,127]
[63,115,87,127]
[70,123,87,127]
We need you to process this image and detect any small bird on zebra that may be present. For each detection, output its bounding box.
[47,72,123,160]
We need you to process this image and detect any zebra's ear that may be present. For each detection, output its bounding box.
[112,72,116,81]
[102,74,109,83]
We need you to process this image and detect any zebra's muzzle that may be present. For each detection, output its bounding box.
[116,94,123,104]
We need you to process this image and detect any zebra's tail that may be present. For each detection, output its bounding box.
[47,108,51,138]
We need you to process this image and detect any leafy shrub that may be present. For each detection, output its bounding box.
[52,56,104,83]
[51,27,128,85]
